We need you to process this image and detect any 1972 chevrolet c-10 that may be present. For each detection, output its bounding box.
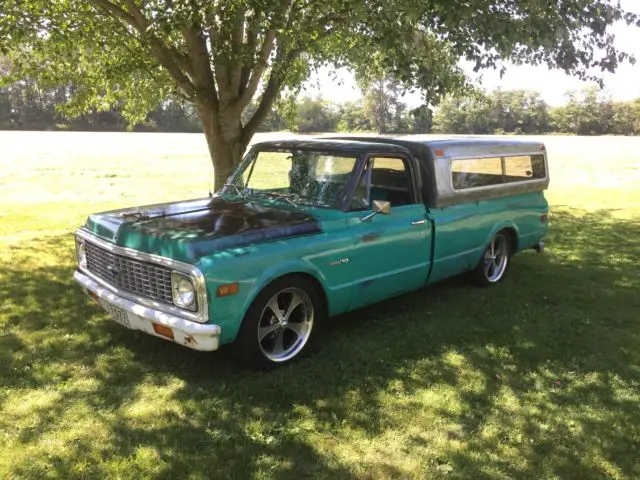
[73,136,549,369]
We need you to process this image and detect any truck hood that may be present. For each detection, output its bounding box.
[84,197,322,263]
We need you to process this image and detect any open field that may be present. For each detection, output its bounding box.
[1,131,640,478]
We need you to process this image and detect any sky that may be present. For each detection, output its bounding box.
[302,0,640,107]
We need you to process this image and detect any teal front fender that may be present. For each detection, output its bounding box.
[201,255,349,344]
[247,259,330,306]
[203,259,332,345]
[196,219,356,345]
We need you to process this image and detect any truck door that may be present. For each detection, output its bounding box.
[346,156,432,309]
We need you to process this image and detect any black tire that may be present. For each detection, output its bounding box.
[234,275,325,370]
[470,232,512,286]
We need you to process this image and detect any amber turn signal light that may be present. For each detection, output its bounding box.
[152,323,174,340]
[216,282,239,297]
[88,289,99,302]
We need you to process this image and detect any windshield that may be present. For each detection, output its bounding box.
[224,149,360,209]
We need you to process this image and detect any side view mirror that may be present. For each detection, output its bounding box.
[360,200,391,223]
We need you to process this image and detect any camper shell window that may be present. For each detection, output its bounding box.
[451,154,546,191]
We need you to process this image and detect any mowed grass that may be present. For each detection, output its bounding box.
[1,131,640,478]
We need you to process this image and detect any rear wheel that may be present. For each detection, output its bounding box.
[470,232,511,286]
[235,276,324,370]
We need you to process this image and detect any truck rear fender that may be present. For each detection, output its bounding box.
[476,222,520,264]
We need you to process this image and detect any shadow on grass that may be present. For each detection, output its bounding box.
[1,208,639,478]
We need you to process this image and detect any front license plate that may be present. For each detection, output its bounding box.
[104,303,131,329]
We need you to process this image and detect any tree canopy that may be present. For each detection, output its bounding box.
[1,0,638,187]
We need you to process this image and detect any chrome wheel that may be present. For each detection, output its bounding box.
[483,234,509,283]
[257,287,314,362]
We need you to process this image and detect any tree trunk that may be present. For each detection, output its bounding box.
[197,102,247,192]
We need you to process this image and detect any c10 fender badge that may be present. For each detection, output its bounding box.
[329,258,350,267]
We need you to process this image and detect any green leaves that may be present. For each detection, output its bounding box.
[1,0,637,167]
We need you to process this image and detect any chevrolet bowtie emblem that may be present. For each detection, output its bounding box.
[106,264,119,278]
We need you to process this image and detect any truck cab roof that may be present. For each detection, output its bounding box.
[317,135,546,159]
[251,138,411,156]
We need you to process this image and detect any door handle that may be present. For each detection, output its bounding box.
[410,219,426,225]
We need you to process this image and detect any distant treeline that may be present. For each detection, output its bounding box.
[434,88,640,136]
[0,83,202,132]
[1,81,639,136]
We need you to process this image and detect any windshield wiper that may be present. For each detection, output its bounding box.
[264,192,299,208]
[222,183,244,198]
[248,191,299,208]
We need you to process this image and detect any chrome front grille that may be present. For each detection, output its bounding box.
[85,241,174,305]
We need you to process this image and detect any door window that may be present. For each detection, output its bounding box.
[351,157,414,209]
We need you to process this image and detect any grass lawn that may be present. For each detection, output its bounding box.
[1,131,639,478]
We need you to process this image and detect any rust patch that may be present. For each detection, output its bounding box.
[184,335,198,346]
[362,233,379,243]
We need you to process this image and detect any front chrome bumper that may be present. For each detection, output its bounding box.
[74,270,221,351]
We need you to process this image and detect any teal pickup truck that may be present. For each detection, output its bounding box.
[74,136,549,369]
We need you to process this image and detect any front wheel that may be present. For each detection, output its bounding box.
[470,232,512,286]
[235,276,324,370]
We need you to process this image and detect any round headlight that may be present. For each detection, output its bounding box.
[172,274,196,309]
[76,238,87,268]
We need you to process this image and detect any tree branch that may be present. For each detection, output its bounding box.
[182,24,219,112]
[122,0,146,27]
[92,0,198,99]
[239,10,264,96]
[92,0,137,26]
[241,75,280,147]
[229,6,246,94]
[241,48,301,146]
[238,0,292,109]
[119,0,192,75]
[208,26,231,97]
[238,29,277,110]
